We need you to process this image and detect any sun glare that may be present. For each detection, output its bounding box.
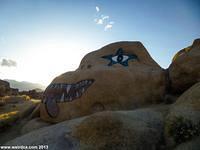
[12,37,92,86]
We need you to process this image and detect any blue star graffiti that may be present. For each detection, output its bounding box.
[102,48,138,66]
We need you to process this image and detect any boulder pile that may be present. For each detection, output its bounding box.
[2,39,200,149]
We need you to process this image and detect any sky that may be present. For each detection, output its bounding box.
[0,0,199,86]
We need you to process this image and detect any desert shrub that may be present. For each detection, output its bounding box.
[0,111,19,131]
[2,95,30,104]
[166,116,200,144]
[21,95,31,101]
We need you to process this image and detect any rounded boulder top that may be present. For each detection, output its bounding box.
[169,39,200,94]
[78,41,161,70]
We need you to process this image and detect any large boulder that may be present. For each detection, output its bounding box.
[6,109,164,150]
[165,82,200,148]
[71,109,164,150]
[0,80,10,96]
[40,41,166,122]
[5,116,84,149]
[168,39,200,94]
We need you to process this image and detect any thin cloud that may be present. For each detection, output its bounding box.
[95,15,110,25]
[104,24,113,31]
[1,59,17,67]
[101,15,109,20]
[96,19,103,24]
[94,6,114,31]
[104,21,114,31]
[96,6,100,12]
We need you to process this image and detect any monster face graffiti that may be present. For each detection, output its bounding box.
[40,42,166,123]
[43,47,139,118]
[43,79,94,117]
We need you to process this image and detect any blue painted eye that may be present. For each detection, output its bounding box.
[111,55,129,63]
[102,48,138,66]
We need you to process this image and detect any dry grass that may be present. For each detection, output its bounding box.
[0,95,39,131]
[30,99,41,104]
[0,111,19,130]
[0,111,19,120]
[2,95,31,103]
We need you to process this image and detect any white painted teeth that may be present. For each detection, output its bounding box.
[81,88,85,94]
[76,92,79,98]
[45,79,94,103]
[50,84,60,88]
[49,80,93,90]
[66,84,71,93]
[60,93,65,102]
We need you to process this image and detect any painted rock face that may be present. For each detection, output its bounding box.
[40,41,166,122]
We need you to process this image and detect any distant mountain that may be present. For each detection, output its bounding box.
[4,79,46,91]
